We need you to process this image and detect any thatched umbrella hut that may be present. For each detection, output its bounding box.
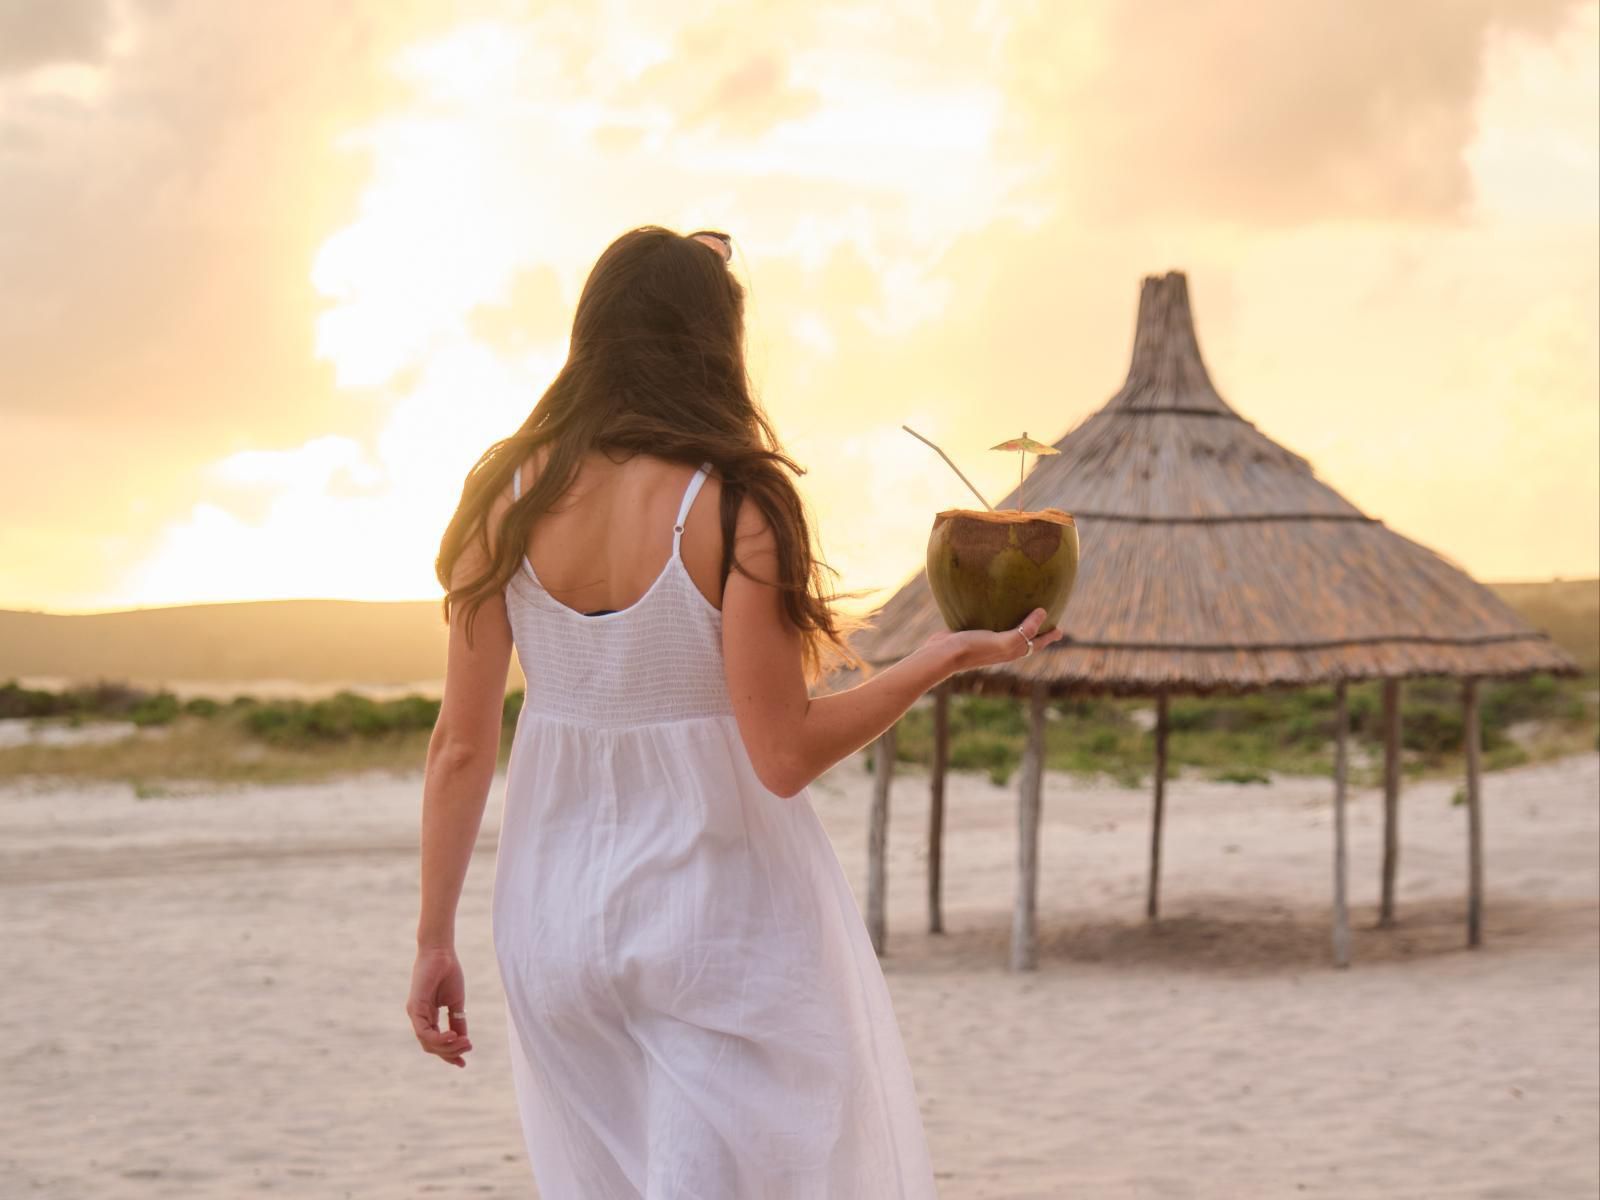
[835,270,1578,971]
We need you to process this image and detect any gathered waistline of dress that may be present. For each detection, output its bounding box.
[518,705,737,733]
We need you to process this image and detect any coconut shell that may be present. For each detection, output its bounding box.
[926,507,1079,633]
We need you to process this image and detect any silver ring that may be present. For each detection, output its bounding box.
[1018,628,1034,657]
[449,1010,466,1020]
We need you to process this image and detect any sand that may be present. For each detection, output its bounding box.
[3,749,1596,1198]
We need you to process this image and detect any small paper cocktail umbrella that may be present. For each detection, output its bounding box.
[989,432,1059,511]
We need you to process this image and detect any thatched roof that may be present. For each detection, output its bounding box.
[833,272,1579,697]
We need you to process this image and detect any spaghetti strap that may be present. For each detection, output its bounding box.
[672,462,712,556]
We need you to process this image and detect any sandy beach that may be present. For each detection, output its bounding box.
[4,749,1596,1198]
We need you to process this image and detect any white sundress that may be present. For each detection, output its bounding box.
[492,459,940,1199]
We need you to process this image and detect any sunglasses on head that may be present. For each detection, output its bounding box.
[687,229,733,263]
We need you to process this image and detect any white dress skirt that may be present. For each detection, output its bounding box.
[491,460,940,1199]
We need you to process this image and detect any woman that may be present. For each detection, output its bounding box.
[408,224,1063,1197]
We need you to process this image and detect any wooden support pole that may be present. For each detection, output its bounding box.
[867,722,896,956]
[1146,691,1169,920]
[1379,679,1402,928]
[1011,684,1048,972]
[1464,677,1484,948]
[928,682,950,935]
[1332,679,1352,969]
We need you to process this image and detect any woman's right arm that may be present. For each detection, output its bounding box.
[724,498,1064,799]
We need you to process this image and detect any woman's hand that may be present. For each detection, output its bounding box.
[922,606,1066,676]
[406,946,474,1068]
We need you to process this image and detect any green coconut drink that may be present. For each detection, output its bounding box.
[905,425,1080,634]
[927,506,1078,632]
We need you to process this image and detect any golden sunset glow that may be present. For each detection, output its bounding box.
[2,2,1595,615]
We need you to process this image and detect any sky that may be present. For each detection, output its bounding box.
[1,0,1596,615]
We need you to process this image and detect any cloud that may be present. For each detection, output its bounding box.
[0,0,1595,611]
[1007,0,1586,224]
[0,0,114,74]
[678,51,821,137]
[1467,2,1599,221]
[614,7,824,139]
[210,435,381,492]
[0,0,455,591]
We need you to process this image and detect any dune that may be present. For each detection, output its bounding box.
[3,576,1594,695]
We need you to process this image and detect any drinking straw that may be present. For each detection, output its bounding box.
[901,425,995,512]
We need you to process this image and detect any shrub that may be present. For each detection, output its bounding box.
[240,690,445,745]
[243,703,301,742]
[1165,698,1212,733]
[1083,728,1120,756]
[949,729,1018,783]
[65,679,150,718]
[953,695,1026,739]
[0,680,62,718]
[1402,705,1464,758]
[128,691,181,727]
[502,690,525,728]
[1212,766,1271,785]
[1485,743,1529,771]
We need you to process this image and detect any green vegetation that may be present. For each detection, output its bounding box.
[0,679,525,788]
[2,670,1595,792]
[877,672,1599,789]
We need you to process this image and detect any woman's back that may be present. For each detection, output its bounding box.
[504,450,732,731]
[511,445,729,619]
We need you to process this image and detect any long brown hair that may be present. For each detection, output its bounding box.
[435,224,873,688]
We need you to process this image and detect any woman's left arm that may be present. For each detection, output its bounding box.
[407,485,516,1068]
